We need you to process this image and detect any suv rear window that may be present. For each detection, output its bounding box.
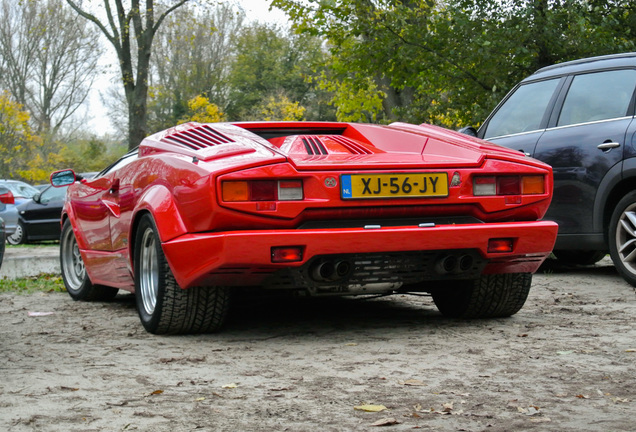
[557,69,636,127]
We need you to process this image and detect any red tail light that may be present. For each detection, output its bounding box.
[222,180,303,202]
[473,175,544,196]
[0,190,15,204]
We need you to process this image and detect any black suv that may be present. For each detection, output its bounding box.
[469,53,636,286]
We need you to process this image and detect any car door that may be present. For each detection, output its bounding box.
[21,185,68,237]
[533,69,636,235]
[70,150,139,251]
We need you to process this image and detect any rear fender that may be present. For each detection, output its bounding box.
[133,185,187,243]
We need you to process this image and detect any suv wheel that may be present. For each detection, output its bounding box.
[609,191,636,287]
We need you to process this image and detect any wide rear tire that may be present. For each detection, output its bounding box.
[134,214,230,334]
[60,219,118,301]
[432,273,532,318]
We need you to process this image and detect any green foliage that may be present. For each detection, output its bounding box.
[0,273,66,294]
[273,0,636,128]
[226,23,336,121]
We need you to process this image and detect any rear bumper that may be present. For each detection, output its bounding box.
[162,221,558,289]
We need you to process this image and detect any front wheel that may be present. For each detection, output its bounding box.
[134,214,230,334]
[609,191,636,287]
[60,219,118,301]
[432,273,532,318]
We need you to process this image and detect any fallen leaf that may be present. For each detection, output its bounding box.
[399,379,426,386]
[27,312,55,317]
[370,417,400,426]
[557,350,574,355]
[611,397,630,403]
[354,404,387,412]
[575,394,589,399]
[60,386,79,391]
[150,390,163,395]
[195,397,205,401]
[345,343,358,346]
[222,383,237,389]
[625,349,636,352]
[525,406,540,416]
[442,402,454,412]
[530,417,552,423]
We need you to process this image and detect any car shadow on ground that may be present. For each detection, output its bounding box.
[538,256,619,276]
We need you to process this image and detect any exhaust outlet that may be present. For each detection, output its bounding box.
[435,255,458,275]
[459,255,473,272]
[335,261,351,278]
[311,261,335,281]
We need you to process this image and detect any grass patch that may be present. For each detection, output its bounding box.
[0,274,66,294]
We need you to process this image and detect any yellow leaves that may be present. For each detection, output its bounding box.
[180,95,225,124]
[221,383,238,389]
[259,94,306,121]
[354,404,387,412]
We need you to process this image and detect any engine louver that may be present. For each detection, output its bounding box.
[328,136,373,154]
[300,136,328,155]
[162,125,235,150]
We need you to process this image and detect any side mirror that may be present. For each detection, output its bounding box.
[457,126,478,137]
[33,193,42,204]
[50,169,76,187]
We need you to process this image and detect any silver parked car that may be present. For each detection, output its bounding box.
[0,180,40,243]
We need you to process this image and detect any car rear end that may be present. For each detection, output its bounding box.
[156,122,558,297]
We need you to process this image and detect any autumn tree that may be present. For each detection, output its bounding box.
[0,0,101,135]
[226,23,335,121]
[65,0,194,150]
[0,92,43,179]
[148,3,244,131]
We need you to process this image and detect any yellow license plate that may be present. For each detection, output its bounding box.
[341,173,448,199]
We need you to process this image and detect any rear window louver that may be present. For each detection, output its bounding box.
[328,136,373,154]
[162,125,235,150]
[301,136,328,155]
[299,135,373,155]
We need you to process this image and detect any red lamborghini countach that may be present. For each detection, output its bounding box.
[51,121,558,334]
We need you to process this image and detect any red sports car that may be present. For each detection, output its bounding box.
[51,121,558,334]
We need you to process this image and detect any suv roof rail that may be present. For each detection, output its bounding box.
[535,52,636,74]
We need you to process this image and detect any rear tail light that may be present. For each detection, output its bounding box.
[473,175,544,196]
[0,190,15,204]
[222,180,303,202]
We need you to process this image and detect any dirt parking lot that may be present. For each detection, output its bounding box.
[0,256,634,431]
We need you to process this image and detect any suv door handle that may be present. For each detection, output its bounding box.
[597,141,620,150]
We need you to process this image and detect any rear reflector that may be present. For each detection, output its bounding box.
[488,238,514,253]
[271,246,303,263]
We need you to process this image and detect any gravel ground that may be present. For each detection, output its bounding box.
[0,256,634,431]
